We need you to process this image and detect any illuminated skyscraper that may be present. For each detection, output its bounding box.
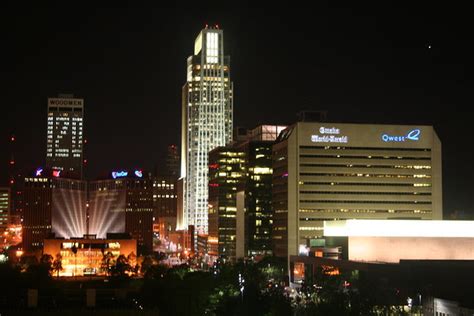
[46,94,84,178]
[180,27,233,234]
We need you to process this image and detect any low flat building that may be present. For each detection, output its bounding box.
[43,235,136,277]
[323,219,474,262]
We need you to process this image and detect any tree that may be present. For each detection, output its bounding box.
[71,244,78,277]
[127,252,138,276]
[111,254,131,278]
[40,254,53,274]
[52,253,63,278]
[140,255,154,275]
[101,251,115,276]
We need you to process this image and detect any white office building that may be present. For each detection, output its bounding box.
[179,27,233,234]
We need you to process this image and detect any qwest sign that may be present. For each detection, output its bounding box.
[311,126,348,144]
[381,129,421,143]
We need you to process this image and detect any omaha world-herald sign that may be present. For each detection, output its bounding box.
[311,126,349,143]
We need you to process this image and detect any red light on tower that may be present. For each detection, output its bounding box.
[9,179,14,185]
[10,136,15,142]
[83,159,88,164]
[84,139,88,144]
[9,160,15,165]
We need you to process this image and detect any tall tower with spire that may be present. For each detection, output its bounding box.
[179,26,234,234]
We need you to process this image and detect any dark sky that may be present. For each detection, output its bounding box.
[1,4,473,216]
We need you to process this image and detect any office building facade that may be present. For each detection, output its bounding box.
[89,170,154,254]
[46,95,84,178]
[153,176,177,239]
[234,125,287,258]
[208,147,246,259]
[207,125,286,259]
[272,122,442,258]
[23,169,87,251]
[166,145,180,177]
[180,27,233,234]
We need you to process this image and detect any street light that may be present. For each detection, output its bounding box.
[238,273,245,302]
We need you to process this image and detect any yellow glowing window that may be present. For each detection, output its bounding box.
[253,167,272,174]
[108,242,120,249]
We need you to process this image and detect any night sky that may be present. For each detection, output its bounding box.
[1,4,473,216]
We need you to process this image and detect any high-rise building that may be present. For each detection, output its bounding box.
[89,170,154,254]
[236,125,287,258]
[0,187,11,228]
[180,26,234,234]
[208,148,246,259]
[153,176,177,240]
[272,122,442,259]
[165,145,180,177]
[207,125,286,260]
[46,95,84,178]
[23,168,87,251]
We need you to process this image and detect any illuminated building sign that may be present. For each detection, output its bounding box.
[35,168,43,177]
[52,170,61,178]
[112,171,128,179]
[312,127,348,144]
[134,170,143,178]
[381,129,421,143]
[319,127,340,135]
[48,99,83,106]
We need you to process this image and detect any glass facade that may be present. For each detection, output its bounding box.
[244,142,274,257]
[208,148,245,259]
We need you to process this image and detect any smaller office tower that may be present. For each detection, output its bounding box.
[235,125,286,257]
[89,170,153,255]
[46,95,84,178]
[153,176,177,240]
[23,168,87,251]
[165,145,180,177]
[208,148,246,260]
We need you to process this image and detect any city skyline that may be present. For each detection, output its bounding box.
[1,4,473,217]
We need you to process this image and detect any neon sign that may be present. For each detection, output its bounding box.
[382,129,421,143]
[134,170,143,178]
[35,168,43,176]
[112,171,128,179]
[52,170,61,177]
